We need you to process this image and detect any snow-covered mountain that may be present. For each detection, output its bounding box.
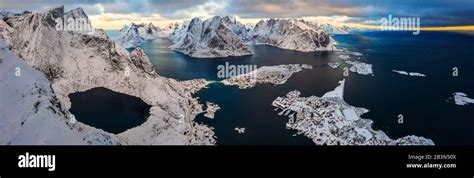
[251,18,335,52]
[61,7,97,35]
[318,23,354,35]
[169,21,189,43]
[114,22,180,48]
[220,16,252,43]
[114,23,158,48]
[0,9,31,20]
[159,22,179,39]
[170,16,253,58]
[245,23,255,32]
[64,7,91,25]
[114,17,346,57]
[0,39,120,144]
[1,6,216,145]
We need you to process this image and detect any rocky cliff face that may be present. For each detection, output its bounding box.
[2,6,215,145]
[170,16,253,58]
[63,7,94,34]
[129,47,157,76]
[251,18,335,52]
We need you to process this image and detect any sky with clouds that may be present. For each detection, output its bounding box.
[1,0,473,29]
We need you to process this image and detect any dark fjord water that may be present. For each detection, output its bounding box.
[69,87,151,134]
[100,30,473,144]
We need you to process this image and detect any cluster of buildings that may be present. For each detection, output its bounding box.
[271,83,434,145]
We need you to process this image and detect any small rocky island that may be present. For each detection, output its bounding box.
[452,92,474,106]
[221,64,313,89]
[203,102,221,119]
[235,127,246,134]
[392,70,426,77]
[345,60,374,76]
[272,79,434,145]
[335,51,374,76]
[328,62,340,69]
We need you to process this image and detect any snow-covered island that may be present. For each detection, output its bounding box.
[392,70,426,77]
[338,54,351,60]
[335,52,373,76]
[345,60,374,76]
[0,7,216,145]
[221,64,313,89]
[203,102,221,119]
[170,16,253,58]
[328,62,340,69]
[272,80,434,145]
[235,127,246,134]
[452,92,474,106]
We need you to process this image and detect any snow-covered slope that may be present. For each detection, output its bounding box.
[3,6,215,145]
[221,16,252,43]
[0,39,121,145]
[169,21,189,43]
[170,16,253,58]
[245,23,255,32]
[251,18,335,52]
[63,7,106,37]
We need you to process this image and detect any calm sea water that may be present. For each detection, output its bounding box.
[105,30,474,145]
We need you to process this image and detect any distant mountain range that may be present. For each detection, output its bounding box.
[114,16,356,58]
